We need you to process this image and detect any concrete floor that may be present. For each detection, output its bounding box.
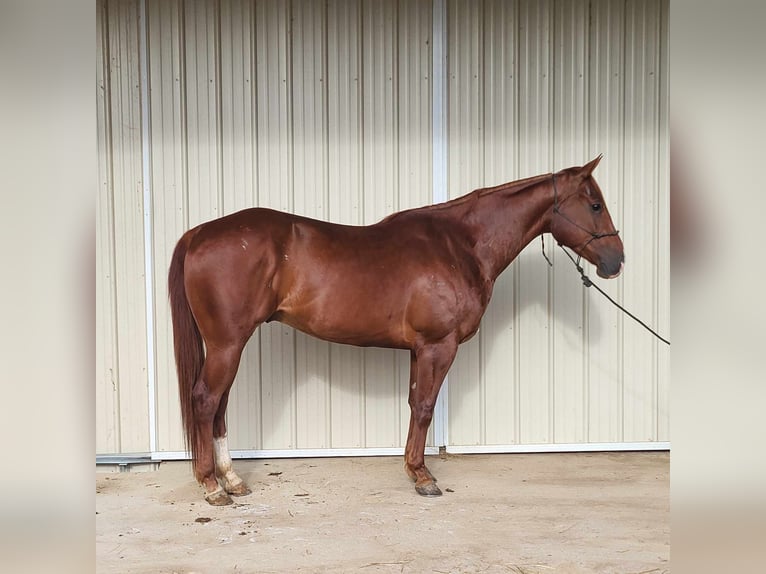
[96,452,669,573]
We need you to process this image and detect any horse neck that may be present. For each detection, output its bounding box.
[463,177,555,280]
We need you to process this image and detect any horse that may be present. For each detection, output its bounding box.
[168,155,624,505]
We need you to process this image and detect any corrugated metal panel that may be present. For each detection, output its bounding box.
[445,0,669,449]
[586,0,625,443]
[96,0,151,455]
[147,0,187,454]
[551,0,588,444]
[96,0,119,454]
[96,0,667,458]
[99,0,434,456]
[621,0,668,442]
[515,0,554,445]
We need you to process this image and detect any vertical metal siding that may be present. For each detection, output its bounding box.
[97,0,434,456]
[586,0,625,443]
[515,0,554,445]
[621,0,667,442]
[551,0,588,444]
[445,0,669,449]
[96,0,667,458]
[96,0,151,455]
[147,0,185,454]
[96,0,119,454]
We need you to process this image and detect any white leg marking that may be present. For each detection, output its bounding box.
[213,435,243,489]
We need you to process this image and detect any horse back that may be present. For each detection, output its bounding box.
[183,207,489,349]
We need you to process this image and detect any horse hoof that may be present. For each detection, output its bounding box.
[205,487,234,506]
[415,482,443,497]
[226,482,252,497]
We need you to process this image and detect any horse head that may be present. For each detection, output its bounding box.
[549,155,625,278]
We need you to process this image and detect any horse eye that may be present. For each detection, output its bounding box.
[591,203,602,213]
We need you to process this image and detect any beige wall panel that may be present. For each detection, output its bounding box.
[551,0,588,444]
[184,0,223,226]
[445,0,669,449]
[656,6,670,442]
[97,0,666,458]
[586,0,625,443]
[96,0,120,454]
[515,0,554,445]
[98,0,151,454]
[148,0,187,454]
[622,0,665,442]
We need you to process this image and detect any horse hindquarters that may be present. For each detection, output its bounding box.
[169,231,255,505]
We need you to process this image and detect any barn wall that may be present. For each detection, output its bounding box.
[97,0,434,456]
[445,0,669,450]
[96,0,151,455]
[96,0,668,458]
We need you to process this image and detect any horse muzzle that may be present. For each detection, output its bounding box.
[597,257,624,279]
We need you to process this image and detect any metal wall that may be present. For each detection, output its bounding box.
[96,0,668,458]
[445,0,669,451]
[97,0,151,455]
[97,0,434,456]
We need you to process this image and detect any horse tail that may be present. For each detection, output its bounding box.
[168,232,204,464]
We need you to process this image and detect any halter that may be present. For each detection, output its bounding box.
[540,172,619,267]
[551,171,620,253]
[541,173,669,346]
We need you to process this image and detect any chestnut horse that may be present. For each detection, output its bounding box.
[169,156,623,505]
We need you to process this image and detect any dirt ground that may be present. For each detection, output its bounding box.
[96,452,669,574]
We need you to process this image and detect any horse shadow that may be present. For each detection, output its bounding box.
[447,247,608,433]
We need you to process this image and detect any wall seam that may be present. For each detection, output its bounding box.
[139,0,158,454]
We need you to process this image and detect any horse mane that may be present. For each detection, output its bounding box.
[381,172,552,223]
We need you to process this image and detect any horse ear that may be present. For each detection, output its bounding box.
[581,154,603,177]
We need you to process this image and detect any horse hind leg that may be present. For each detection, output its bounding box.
[191,345,245,506]
[212,390,251,497]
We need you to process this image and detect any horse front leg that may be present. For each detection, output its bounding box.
[212,389,251,497]
[404,337,458,497]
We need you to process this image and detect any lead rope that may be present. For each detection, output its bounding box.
[544,172,670,346]
[541,238,670,346]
